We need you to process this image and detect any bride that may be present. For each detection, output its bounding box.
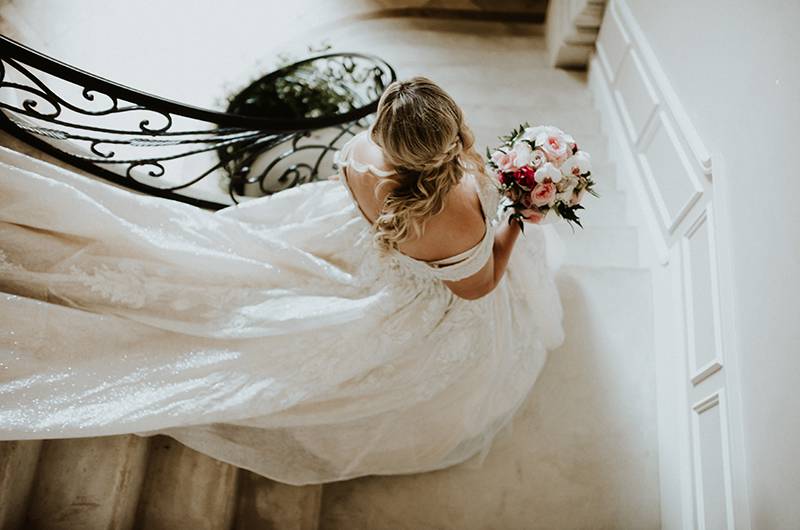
[0,76,564,485]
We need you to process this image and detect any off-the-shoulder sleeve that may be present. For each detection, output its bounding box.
[333,132,395,178]
[424,218,496,282]
[419,175,505,282]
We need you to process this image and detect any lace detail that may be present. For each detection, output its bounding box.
[67,261,155,308]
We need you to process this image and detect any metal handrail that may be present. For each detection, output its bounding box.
[0,34,396,208]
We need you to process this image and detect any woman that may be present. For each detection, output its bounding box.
[0,77,564,485]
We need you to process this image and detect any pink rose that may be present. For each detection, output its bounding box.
[519,208,545,223]
[531,148,547,169]
[531,181,557,207]
[540,133,572,165]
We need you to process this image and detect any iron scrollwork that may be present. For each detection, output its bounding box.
[0,36,396,209]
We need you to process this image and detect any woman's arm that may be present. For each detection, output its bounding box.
[490,217,522,287]
[443,210,543,300]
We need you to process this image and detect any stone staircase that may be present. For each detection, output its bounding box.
[0,14,660,530]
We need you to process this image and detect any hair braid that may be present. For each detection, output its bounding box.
[368,77,489,256]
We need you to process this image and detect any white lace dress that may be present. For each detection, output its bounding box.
[0,137,564,486]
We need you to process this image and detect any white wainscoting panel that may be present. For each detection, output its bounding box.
[591,1,749,528]
[638,111,702,234]
[595,2,629,81]
[611,0,712,179]
[595,0,711,245]
[682,208,723,384]
[691,392,735,530]
[613,49,658,142]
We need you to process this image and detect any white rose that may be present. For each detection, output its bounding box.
[522,126,545,141]
[534,162,562,184]
[511,141,533,167]
[531,147,547,169]
[561,150,592,177]
[522,125,560,142]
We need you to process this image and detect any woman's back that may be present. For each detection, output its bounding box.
[342,131,488,264]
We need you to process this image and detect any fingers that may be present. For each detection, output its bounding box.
[519,208,544,224]
[523,214,544,224]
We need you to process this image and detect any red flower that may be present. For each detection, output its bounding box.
[517,166,536,188]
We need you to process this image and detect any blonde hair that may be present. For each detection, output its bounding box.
[369,76,488,255]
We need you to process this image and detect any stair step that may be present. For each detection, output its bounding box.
[470,106,600,137]
[395,66,592,106]
[134,436,238,530]
[590,161,619,193]
[422,65,588,93]
[0,440,42,530]
[577,189,627,227]
[234,470,321,530]
[555,224,639,268]
[327,16,547,43]
[330,26,548,62]
[24,436,148,530]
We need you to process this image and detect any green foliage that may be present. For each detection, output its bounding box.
[226,42,360,120]
[556,202,584,229]
[498,122,530,146]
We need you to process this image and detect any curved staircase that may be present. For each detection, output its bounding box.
[0,8,659,530]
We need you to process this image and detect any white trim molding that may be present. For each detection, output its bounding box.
[690,391,736,530]
[681,206,724,386]
[593,0,713,256]
[589,1,750,528]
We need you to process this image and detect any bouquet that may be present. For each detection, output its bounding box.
[487,123,597,231]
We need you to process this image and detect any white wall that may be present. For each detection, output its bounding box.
[607,1,800,527]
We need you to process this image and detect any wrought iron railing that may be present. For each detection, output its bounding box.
[0,35,396,209]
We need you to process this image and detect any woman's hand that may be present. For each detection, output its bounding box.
[519,208,545,224]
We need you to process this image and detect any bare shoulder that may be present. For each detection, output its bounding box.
[398,180,488,262]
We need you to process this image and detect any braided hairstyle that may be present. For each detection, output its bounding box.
[369,76,488,255]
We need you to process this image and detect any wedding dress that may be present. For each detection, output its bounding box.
[0,132,564,486]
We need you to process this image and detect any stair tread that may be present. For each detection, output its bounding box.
[234,470,321,530]
[134,436,238,530]
[0,441,42,530]
[24,436,148,530]
[555,224,639,268]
